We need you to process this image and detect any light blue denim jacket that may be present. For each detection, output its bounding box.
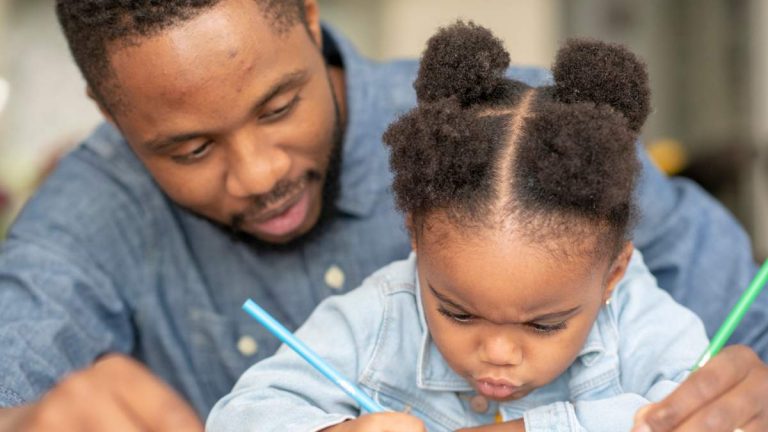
[0,24,758,419]
[207,250,709,432]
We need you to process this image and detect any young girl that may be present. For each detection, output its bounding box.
[207,22,708,432]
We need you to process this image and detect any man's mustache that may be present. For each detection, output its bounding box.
[230,170,322,228]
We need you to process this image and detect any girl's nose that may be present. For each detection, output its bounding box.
[481,333,523,366]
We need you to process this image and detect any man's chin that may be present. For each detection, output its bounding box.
[246,226,308,244]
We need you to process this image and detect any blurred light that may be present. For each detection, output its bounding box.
[0,77,8,116]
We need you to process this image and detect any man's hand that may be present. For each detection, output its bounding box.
[0,354,203,431]
[633,345,768,431]
[321,412,427,432]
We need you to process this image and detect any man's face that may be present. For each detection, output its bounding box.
[103,0,341,244]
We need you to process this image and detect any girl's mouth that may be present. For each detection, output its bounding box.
[474,377,524,400]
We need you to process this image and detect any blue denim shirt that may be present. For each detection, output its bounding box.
[207,251,709,432]
[0,26,759,418]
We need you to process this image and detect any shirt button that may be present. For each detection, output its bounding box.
[324,265,345,290]
[237,335,259,356]
[469,394,489,413]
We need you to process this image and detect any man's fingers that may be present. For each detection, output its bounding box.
[638,345,755,431]
[670,358,768,432]
[670,372,764,432]
[92,354,203,431]
[740,411,768,432]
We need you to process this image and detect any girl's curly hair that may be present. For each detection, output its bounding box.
[383,22,650,257]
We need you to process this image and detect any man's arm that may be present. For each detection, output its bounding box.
[0,148,201,430]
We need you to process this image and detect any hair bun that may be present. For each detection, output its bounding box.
[552,38,650,132]
[414,21,510,105]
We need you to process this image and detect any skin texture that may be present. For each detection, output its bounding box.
[102,0,345,244]
[632,345,768,432]
[415,215,631,404]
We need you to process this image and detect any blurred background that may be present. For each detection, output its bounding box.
[0,0,767,259]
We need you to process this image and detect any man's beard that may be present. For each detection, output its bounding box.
[228,108,344,250]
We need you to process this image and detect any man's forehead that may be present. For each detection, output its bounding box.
[103,0,304,104]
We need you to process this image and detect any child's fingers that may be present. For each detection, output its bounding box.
[359,411,427,432]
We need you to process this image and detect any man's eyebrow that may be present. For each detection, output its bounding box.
[250,69,309,113]
[428,282,471,312]
[142,69,310,153]
[143,132,207,153]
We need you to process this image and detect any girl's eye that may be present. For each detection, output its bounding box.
[528,321,567,335]
[172,141,213,164]
[261,94,300,121]
[437,307,475,324]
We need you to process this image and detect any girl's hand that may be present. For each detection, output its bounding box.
[457,418,525,432]
[633,345,768,431]
[322,412,427,432]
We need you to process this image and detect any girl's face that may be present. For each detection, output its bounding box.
[414,215,632,401]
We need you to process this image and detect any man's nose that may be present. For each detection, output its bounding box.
[225,133,291,198]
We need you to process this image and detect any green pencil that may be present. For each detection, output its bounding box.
[692,258,768,371]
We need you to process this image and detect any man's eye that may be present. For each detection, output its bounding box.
[437,307,475,324]
[527,321,567,335]
[261,95,300,121]
[172,141,213,164]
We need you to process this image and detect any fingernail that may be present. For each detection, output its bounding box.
[631,424,651,432]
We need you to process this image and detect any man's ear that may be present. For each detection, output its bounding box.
[303,0,322,48]
[86,86,116,125]
[602,242,634,303]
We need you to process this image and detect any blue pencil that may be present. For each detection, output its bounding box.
[242,299,385,413]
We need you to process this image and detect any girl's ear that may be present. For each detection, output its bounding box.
[602,242,634,303]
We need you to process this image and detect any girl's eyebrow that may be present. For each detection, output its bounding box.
[526,306,582,322]
[428,282,471,312]
[429,281,582,323]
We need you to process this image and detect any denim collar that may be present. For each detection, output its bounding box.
[323,25,388,217]
[413,266,609,392]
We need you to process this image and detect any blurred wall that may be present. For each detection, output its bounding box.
[0,0,102,219]
[321,0,560,68]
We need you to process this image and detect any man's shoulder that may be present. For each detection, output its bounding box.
[9,122,167,243]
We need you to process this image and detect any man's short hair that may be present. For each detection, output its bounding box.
[56,0,306,111]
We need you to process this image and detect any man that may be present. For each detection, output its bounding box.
[0,0,765,430]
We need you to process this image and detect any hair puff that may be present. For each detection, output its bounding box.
[552,38,650,132]
[414,21,510,106]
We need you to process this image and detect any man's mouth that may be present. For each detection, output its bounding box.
[244,188,311,238]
